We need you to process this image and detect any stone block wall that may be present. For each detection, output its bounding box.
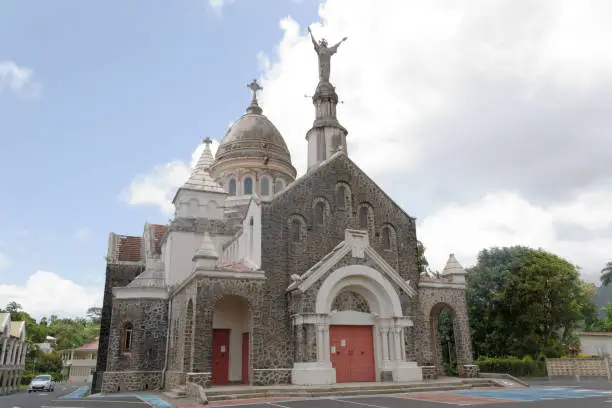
[186,372,211,387]
[460,364,480,378]
[421,366,437,380]
[100,371,162,393]
[546,358,609,377]
[252,368,292,385]
[93,262,144,393]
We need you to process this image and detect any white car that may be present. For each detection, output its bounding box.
[27,374,54,393]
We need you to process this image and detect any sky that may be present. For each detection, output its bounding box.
[1,0,611,319]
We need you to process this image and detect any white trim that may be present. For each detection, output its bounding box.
[113,287,169,300]
[418,281,466,289]
[170,269,266,297]
[316,265,402,316]
[329,311,376,326]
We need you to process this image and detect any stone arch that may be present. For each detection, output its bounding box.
[288,214,307,245]
[121,322,134,353]
[316,265,402,316]
[243,176,254,195]
[188,198,200,217]
[380,223,397,251]
[274,178,285,194]
[331,290,371,313]
[429,302,456,376]
[183,299,194,372]
[312,197,331,227]
[357,203,375,237]
[335,182,352,211]
[228,178,237,196]
[260,175,271,197]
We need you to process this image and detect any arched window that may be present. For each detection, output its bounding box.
[274,180,284,194]
[359,206,369,229]
[121,323,133,352]
[336,185,346,208]
[314,201,325,225]
[382,227,391,250]
[228,179,237,196]
[291,219,302,243]
[260,177,270,196]
[244,177,253,195]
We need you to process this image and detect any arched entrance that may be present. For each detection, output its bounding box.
[211,295,251,385]
[315,265,414,383]
[430,303,457,376]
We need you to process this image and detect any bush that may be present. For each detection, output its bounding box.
[475,356,547,377]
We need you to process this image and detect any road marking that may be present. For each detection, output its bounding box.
[52,399,149,404]
[333,398,391,408]
[266,403,293,408]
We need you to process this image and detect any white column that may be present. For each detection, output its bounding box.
[393,327,402,362]
[5,340,13,365]
[0,338,6,367]
[400,328,406,361]
[380,327,390,363]
[323,324,331,363]
[316,324,324,362]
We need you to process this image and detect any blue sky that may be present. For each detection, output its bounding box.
[2,1,611,317]
[0,1,319,293]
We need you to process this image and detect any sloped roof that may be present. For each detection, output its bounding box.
[442,254,466,276]
[77,339,99,351]
[127,260,166,288]
[179,142,225,195]
[151,224,168,255]
[117,236,142,262]
[10,321,24,338]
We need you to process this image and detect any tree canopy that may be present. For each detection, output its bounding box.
[466,246,597,358]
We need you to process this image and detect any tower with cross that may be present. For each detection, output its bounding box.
[246,79,263,115]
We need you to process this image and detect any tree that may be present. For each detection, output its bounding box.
[586,302,612,332]
[417,240,430,275]
[601,261,612,287]
[86,306,102,324]
[467,246,597,359]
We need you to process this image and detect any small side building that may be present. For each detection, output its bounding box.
[59,339,99,384]
[0,313,28,395]
[580,332,612,357]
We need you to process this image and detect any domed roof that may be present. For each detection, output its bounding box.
[215,80,292,166]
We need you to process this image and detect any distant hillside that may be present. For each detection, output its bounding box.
[594,285,612,318]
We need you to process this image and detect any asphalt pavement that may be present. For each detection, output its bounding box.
[0,384,80,408]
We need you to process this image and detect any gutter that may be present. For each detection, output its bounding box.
[160,298,172,390]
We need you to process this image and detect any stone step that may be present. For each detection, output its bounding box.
[171,386,187,397]
[206,383,482,402]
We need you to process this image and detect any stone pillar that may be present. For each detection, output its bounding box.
[392,327,403,362]
[316,324,324,362]
[0,338,6,367]
[5,340,13,366]
[380,326,390,364]
[290,313,335,385]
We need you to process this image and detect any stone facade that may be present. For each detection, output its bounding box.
[94,54,476,392]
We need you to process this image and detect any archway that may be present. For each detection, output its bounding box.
[212,295,251,385]
[430,303,457,376]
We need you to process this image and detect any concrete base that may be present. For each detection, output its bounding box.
[291,362,336,385]
[391,361,423,383]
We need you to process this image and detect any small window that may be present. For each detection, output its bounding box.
[382,227,391,250]
[291,219,302,243]
[274,180,284,194]
[244,177,253,195]
[260,177,270,196]
[121,323,133,352]
[228,179,237,196]
[359,206,369,229]
[336,185,346,208]
[314,202,325,225]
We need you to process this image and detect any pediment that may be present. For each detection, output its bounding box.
[287,229,416,297]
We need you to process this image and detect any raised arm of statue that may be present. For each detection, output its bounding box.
[308,26,319,50]
[329,37,348,53]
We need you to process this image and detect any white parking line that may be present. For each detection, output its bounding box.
[266,403,294,408]
[333,399,391,408]
[52,399,149,404]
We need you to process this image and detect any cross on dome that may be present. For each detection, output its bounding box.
[203,136,213,146]
[246,79,263,114]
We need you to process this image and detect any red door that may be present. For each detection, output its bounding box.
[330,325,375,383]
[212,329,230,385]
[241,332,249,384]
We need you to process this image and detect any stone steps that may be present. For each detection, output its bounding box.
[163,386,187,399]
[205,380,499,402]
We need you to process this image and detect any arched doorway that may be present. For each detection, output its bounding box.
[211,295,251,385]
[430,303,457,376]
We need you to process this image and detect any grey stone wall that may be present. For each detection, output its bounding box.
[100,298,168,392]
[416,286,474,375]
[93,262,144,393]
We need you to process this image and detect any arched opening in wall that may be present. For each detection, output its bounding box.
[430,303,457,376]
[336,184,349,210]
[243,177,253,195]
[228,179,237,196]
[290,218,305,243]
[314,201,325,226]
[212,295,251,385]
[260,176,270,197]
[121,323,133,353]
[183,299,194,373]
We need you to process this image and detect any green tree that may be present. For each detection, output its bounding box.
[417,240,430,275]
[86,306,102,324]
[601,261,612,287]
[467,246,597,358]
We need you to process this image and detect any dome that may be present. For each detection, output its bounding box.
[214,80,293,167]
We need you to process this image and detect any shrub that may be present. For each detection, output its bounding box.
[475,356,547,377]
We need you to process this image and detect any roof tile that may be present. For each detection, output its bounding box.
[117,236,142,262]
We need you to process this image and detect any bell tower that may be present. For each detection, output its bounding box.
[305,27,349,171]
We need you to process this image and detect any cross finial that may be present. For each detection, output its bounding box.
[246,79,263,114]
[203,136,213,146]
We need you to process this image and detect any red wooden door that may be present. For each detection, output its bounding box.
[330,325,375,383]
[212,329,230,385]
[241,332,249,384]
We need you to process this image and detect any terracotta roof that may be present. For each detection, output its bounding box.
[151,224,168,255]
[77,339,99,350]
[117,236,142,262]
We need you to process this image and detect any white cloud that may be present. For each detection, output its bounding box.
[0,61,41,98]
[125,0,612,279]
[0,271,102,319]
[121,139,219,215]
[208,0,235,13]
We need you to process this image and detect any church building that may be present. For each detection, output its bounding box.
[92,32,477,394]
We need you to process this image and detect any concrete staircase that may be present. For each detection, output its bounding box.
[163,385,187,399]
[203,378,499,402]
